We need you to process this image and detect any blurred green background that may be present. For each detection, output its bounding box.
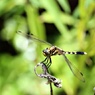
[0,0,95,95]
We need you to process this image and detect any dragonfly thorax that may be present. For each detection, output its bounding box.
[43,46,64,57]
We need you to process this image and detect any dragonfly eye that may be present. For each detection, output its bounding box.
[43,48,50,56]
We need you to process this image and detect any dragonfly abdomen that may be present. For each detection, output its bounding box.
[64,51,87,55]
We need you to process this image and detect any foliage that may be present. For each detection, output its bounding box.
[0,0,95,95]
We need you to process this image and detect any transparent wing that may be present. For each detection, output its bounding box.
[16,31,52,46]
[62,54,85,82]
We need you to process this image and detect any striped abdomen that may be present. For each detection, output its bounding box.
[64,51,87,55]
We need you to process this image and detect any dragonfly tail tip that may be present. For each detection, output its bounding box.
[84,52,87,55]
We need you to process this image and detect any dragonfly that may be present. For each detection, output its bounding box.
[17,31,87,82]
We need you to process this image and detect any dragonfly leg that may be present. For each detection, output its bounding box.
[46,57,52,68]
[41,57,47,63]
[41,57,52,69]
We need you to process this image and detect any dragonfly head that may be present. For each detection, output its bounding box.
[43,48,50,57]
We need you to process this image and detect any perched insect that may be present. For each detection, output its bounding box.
[17,31,87,82]
[42,46,86,82]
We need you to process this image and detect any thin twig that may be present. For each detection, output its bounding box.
[34,61,62,95]
[49,82,53,95]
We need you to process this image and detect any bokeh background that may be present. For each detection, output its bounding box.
[0,0,95,95]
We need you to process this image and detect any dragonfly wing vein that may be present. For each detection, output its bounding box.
[17,31,52,46]
[62,54,85,82]
[31,36,52,46]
